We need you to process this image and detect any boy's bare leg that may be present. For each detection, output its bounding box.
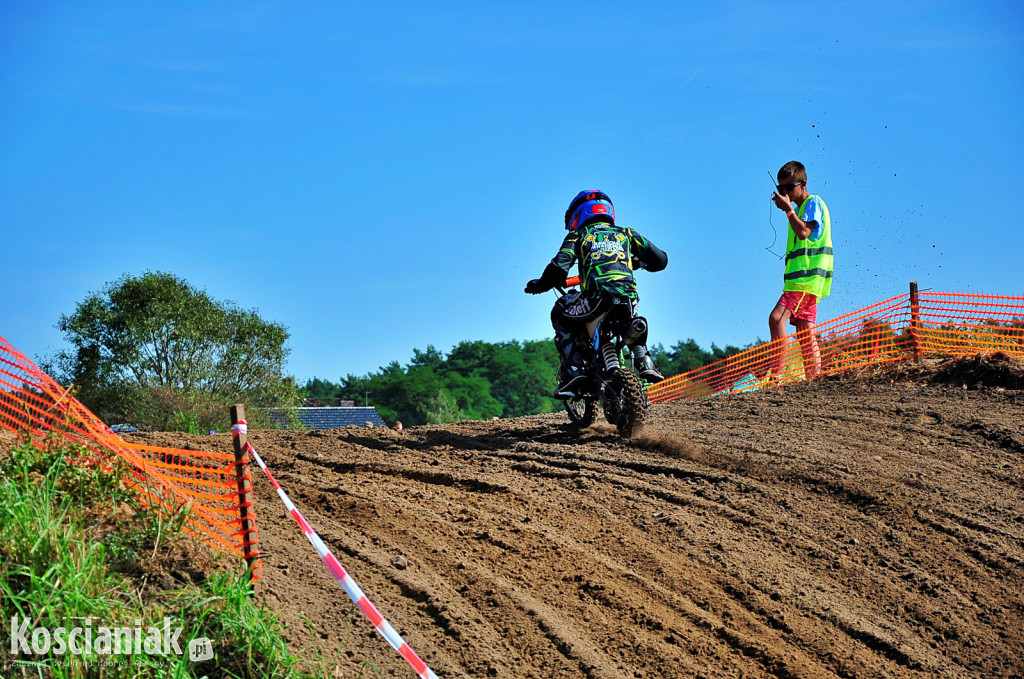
[794,319,821,378]
[768,304,792,376]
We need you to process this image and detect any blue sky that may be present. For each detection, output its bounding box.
[2,1,1022,383]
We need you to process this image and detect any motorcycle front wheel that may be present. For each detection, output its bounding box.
[608,368,647,437]
[602,384,620,425]
[565,396,598,427]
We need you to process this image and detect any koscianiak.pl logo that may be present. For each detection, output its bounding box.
[9,617,214,665]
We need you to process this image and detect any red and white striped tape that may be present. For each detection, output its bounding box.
[232,421,439,679]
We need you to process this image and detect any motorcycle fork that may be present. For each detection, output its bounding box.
[590,320,618,372]
[593,325,652,401]
[589,323,627,396]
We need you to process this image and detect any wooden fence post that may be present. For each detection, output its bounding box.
[230,404,260,594]
[909,281,923,365]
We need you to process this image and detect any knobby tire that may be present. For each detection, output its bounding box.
[612,368,647,437]
[565,397,597,427]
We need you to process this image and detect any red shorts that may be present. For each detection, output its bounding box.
[777,291,818,326]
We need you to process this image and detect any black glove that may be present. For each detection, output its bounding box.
[525,279,547,294]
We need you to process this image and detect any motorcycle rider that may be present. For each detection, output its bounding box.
[525,190,668,399]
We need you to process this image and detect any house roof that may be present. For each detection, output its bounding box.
[270,407,387,430]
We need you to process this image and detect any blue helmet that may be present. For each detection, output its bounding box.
[564,190,614,231]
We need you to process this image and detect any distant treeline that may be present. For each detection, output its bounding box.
[301,338,750,426]
[651,339,748,379]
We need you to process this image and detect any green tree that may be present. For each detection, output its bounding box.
[709,342,743,362]
[331,339,559,426]
[301,377,342,405]
[651,339,746,378]
[339,361,422,425]
[52,271,299,431]
[421,389,461,424]
[442,371,503,421]
[409,345,446,372]
[448,339,560,417]
[651,339,707,377]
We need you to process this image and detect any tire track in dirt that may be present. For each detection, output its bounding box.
[128,378,1024,678]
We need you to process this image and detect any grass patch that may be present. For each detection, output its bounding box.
[0,436,323,678]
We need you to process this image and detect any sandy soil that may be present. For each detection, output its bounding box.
[123,357,1024,678]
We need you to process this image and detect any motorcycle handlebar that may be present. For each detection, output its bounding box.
[565,275,580,287]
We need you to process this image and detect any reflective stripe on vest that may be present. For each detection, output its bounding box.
[784,195,833,298]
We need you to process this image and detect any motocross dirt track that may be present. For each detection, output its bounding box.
[130,357,1024,678]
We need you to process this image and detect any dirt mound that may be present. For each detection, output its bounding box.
[125,378,1024,678]
[931,351,1024,390]
[825,351,1024,392]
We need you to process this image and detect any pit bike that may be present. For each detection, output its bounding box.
[554,276,650,438]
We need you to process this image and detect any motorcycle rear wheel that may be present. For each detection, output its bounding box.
[565,396,598,427]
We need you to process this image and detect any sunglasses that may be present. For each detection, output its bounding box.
[777,181,804,193]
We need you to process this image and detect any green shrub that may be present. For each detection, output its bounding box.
[0,440,314,678]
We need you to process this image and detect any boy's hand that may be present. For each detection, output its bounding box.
[772,192,792,211]
[525,279,547,294]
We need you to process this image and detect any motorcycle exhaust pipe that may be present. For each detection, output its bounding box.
[623,317,647,343]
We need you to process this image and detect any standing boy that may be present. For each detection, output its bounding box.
[768,161,833,380]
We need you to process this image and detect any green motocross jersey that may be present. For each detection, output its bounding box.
[552,221,667,301]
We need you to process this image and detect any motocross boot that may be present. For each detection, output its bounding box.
[554,365,588,400]
[632,345,665,383]
[553,330,588,399]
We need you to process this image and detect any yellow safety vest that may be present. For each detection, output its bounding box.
[784,195,833,298]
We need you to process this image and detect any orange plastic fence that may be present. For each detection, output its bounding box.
[647,290,1024,403]
[0,334,260,578]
